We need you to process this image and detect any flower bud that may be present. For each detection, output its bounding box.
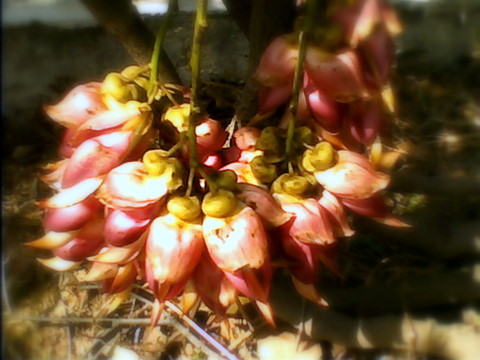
[258,84,293,114]
[143,149,169,176]
[53,217,105,261]
[294,126,316,149]
[145,214,204,299]
[303,74,342,132]
[43,195,102,232]
[271,173,313,197]
[305,48,369,102]
[104,208,153,247]
[196,118,228,156]
[44,82,106,128]
[62,131,134,188]
[250,156,278,184]
[202,189,238,218]
[233,127,261,151]
[212,170,238,192]
[254,35,298,87]
[255,127,283,156]
[302,142,336,172]
[167,196,201,222]
[120,65,147,80]
[203,205,268,272]
[314,150,389,199]
[203,153,222,170]
[162,104,190,133]
[102,72,136,103]
[236,183,292,228]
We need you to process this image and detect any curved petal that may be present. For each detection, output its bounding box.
[233,127,261,151]
[305,48,369,102]
[254,35,298,86]
[236,183,292,228]
[318,190,354,237]
[40,177,103,208]
[276,195,336,245]
[98,162,170,210]
[314,150,389,199]
[44,82,106,128]
[62,131,134,188]
[145,214,204,286]
[203,205,268,272]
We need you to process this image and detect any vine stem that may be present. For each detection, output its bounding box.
[285,0,323,169]
[186,0,209,195]
[148,0,178,102]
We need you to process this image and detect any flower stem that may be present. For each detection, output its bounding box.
[285,0,323,168]
[186,0,209,195]
[148,0,178,102]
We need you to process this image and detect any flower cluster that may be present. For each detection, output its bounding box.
[29,0,406,325]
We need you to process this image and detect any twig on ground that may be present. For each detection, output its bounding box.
[131,289,239,360]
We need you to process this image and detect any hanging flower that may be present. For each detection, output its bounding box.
[145,213,204,302]
[203,202,274,324]
[193,253,237,316]
[313,150,389,199]
[44,82,106,128]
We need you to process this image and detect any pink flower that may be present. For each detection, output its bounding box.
[332,0,401,47]
[195,118,228,161]
[305,48,370,102]
[254,35,298,87]
[44,82,106,128]
[67,107,144,148]
[203,205,274,323]
[43,195,102,232]
[258,83,293,114]
[344,98,383,146]
[62,131,135,188]
[279,226,330,306]
[275,194,336,246]
[314,150,389,199]
[103,202,160,246]
[303,74,342,132]
[203,205,268,272]
[233,127,261,151]
[145,214,204,301]
[97,161,172,210]
[52,217,105,262]
[236,183,292,228]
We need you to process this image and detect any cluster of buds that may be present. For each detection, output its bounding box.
[29,0,406,326]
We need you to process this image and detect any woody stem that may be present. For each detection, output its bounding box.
[186,0,209,195]
[285,0,322,169]
[148,0,178,102]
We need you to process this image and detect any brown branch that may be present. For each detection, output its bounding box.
[81,0,180,84]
